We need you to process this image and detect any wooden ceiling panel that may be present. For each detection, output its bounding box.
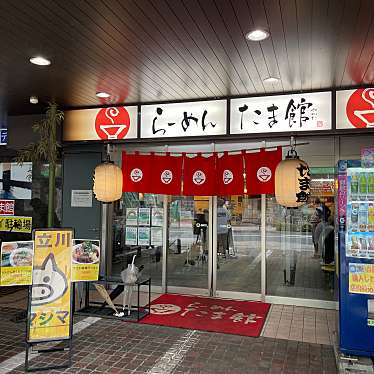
[0,0,372,115]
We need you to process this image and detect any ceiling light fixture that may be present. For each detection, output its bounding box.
[29,95,38,104]
[263,77,280,83]
[96,92,110,98]
[246,29,269,41]
[29,56,51,66]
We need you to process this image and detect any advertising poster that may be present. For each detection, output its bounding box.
[0,216,32,233]
[151,227,163,246]
[71,239,100,282]
[0,241,34,286]
[125,227,138,245]
[151,208,163,226]
[126,208,138,226]
[362,148,374,168]
[138,208,151,226]
[349,263,374,295]
[138,227,150,246]
[28,229,73,343]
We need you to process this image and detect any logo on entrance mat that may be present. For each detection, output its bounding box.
[150,304,181,315]
[193,170,206,185]
[256,167,271,182]
[161,170,173,184]
[95,107,130,140]
[223,169,234,185]
[130,168,143,182]
[346,88,374,128]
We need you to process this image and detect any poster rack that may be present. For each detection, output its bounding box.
[24,229,75,372]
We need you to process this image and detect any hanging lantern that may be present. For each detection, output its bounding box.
[275,149,310,208]
[93,160,123,203]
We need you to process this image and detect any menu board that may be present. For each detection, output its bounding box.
[138,227,150,246]
[138,208,151,226]
[0,241,34,286]
[345,167,374,259]
[125,227,138,245]
[71,239,100,282]
[126,208,138,226]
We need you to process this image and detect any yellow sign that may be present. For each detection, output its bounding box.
[349,263,374,295]
[28,229,73,343]
[71,240,100,282]
[0,241,34,286]
[0,216,32,233]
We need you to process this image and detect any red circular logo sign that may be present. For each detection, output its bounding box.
[95,107,130,140]
[346,88,374,129]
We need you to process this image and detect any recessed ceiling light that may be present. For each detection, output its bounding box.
[29,56,51,66]
[263,77,280,83]
[246,29,269,41]
[29,95,38,104]
[96,92,110,98]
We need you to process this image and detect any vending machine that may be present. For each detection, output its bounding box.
[337,159,374,357]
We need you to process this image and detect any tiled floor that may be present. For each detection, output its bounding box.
[262,304,337,345]
[0,289,338,373]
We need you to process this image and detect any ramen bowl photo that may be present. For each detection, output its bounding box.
[72,241,100,264]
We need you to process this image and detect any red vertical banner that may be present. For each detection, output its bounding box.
[149,154,183,195]
[216,152,245,195]
[245,147,282,195]
[122,152,152,192]
[183,154,216,196]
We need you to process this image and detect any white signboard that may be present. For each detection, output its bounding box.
[71,190,93,207]
[141,100,227,138]
[336,88,374,129]
[230,91,331,134]
[64,106,138,141]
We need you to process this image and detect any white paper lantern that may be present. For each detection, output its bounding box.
[275,151,310,208]
[93,162,123,203]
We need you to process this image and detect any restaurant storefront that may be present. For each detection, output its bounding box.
[62,88,374,310]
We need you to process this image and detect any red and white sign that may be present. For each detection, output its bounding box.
[216,152,245,195]
[337,88,374,129]
[245,147,282,195]
[122,153,151,192]
[95,107,130,140]
[183,154,216,196]
[149,154,183,195]
[0,200,14,215]
[63,106,138,141]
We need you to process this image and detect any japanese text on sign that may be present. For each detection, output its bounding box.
[296,163,311,203]
[349,263,374,295]
[0,216,32,233]
[28,229,73,342]
[151,301,263,324]
[230,92,331,134]
[0,199,14,215]
[141,100,227,138]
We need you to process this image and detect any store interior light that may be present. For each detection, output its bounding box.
[246,29,269,41]
[263,77,280,84]
[96,92,110,98]
[29,56,51,66]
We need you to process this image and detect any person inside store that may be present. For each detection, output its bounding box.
[312,201,332,259]
[217,198,230,257]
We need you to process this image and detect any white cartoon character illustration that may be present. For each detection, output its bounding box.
[31,253,68,306]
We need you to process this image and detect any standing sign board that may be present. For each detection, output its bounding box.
[230,91,331,134]
[27,229,73,343]
[336,88,374,129]
[141,100,227,138]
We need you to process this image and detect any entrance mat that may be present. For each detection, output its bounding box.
[140,294,270,337]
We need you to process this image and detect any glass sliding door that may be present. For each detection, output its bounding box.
[167,195,210,294]
[215,195,261,297]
